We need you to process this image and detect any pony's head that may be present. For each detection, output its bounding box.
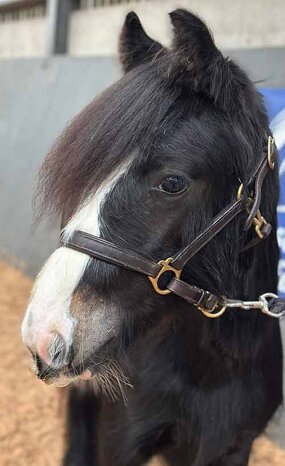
[21,10,278,389]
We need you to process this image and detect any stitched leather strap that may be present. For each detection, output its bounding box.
[167,277,220,310]
[244,137,277,231]
[60,139,276,313]
[62,231,222,309]
[61,230,161,278]
[171,198,246,270]
[244,158,269,231]
[61,197,246,281]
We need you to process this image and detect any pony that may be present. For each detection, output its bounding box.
[21,10,283,466]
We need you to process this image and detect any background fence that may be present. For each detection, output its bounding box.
[77,0,149,7]
[0,1,45,22]
[0,0,149,22]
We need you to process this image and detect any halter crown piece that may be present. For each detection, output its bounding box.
[61,136,285,319]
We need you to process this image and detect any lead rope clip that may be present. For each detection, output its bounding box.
[224,293,285,318]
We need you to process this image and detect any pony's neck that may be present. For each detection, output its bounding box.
[173,231,280,364]
[236,233,279,301]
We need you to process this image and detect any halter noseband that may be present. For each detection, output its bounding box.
[61,136,284,319]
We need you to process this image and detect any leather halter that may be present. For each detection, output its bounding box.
[61,136,278,319]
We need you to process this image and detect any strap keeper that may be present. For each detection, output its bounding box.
[198,292,227,318]
[197,291,219,312]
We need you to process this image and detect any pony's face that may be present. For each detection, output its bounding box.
[21,10,269,387]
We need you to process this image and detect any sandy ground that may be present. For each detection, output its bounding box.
[0,260,285,466]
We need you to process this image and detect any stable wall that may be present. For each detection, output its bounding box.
[0,0,285,58]
[0,56,119,274]
[0,16,46,57]
[69,0,285,55]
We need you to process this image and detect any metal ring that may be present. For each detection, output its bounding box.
[148,258,182,295]
[199,305,227,319]
[259,292,285,318]
[237,183,244,201]
[267,136,276,169]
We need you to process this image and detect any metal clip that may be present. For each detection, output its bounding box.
[225,293,285,318]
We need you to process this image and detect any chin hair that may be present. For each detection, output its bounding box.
[88,360,133,405]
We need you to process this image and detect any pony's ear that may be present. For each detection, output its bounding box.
[119,12,164,73]
[169,9,242,111]
[170,9,219,70]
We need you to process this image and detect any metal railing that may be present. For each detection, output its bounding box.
[77,0,148,8]
[0,1,46,22]
[0,0,149,23]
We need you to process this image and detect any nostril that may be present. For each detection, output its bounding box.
[52,349,62,363]
[48,333,67,368]
[36,332,69,369]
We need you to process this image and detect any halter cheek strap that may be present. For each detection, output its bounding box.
[61,136,285,319]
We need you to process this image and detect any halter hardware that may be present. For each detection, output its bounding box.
[223,293,284,318]
[198,304,227,319]
[253,210,268,239]
[236,183,244,202]
[148,258,181,295]
[198,293,285,319]
[61,136,284,320]
[236,185,269,240]
[268,135,276,169]
[236,135,276,242]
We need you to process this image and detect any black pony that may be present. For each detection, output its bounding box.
[21,10,283,466]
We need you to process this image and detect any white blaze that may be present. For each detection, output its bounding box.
[22,161,132,351]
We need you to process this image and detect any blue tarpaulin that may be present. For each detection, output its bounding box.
[262,89,285,294]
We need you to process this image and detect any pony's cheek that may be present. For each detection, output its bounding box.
[69,291,120,367]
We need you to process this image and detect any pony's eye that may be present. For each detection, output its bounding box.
[158,176,188,194]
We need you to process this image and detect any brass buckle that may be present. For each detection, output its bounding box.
[253,209,267,239]
[237,184,268,240]
[149,258,181,295]
[237,183,244,201]
[267,136,276,169]
[198,303,227,318]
